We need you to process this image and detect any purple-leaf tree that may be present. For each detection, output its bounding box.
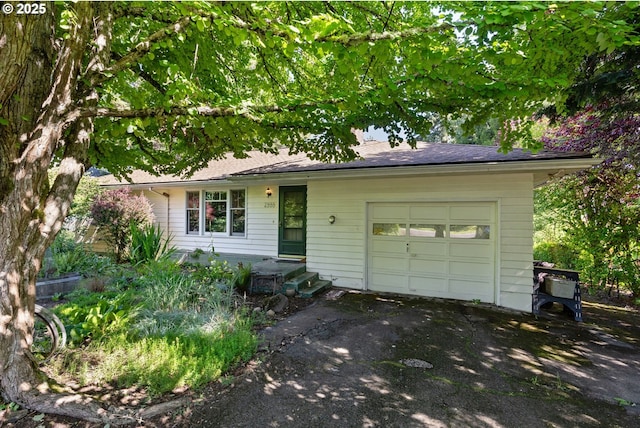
[540,104,640,293]
[90,188,154,262]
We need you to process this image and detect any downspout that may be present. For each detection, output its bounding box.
[148,188,170,231]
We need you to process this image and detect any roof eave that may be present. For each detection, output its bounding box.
[100,157,600,188]
[100,178,235,189]
[229,157,601,183]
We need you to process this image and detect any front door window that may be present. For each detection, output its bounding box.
[279,186,306,256]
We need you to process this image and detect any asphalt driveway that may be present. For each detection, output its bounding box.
[188,291,640,427]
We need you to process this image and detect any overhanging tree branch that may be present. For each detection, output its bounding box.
[91,14,193,86]
[73,98,347,121]
[322,23,454,46]
[95,6,454,91]
[227,13,454,45]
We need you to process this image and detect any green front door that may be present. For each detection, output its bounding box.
[278,186,307,257]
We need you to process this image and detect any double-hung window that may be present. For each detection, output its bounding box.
[230,190,246,235]
[186,189,246,236]
[186,191,200,234]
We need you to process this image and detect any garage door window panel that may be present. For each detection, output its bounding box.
[409,224,446,237]
[373,223,407,236]
[450,225,491,239]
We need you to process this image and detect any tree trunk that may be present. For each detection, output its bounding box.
[0,3,134,424]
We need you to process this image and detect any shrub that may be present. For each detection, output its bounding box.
[135,261,237,314]
[51,257,258,397]
[90,188,154,262]
[533,241,577,269]
[231,262,252,292]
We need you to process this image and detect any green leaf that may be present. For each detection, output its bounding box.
[0,118,8,126]
[33,414,45,422]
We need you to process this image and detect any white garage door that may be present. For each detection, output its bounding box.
[368,202,496,303]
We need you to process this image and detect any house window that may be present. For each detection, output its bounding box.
[186,191,200,234]
[205,191,227,233]
[186,189,246,236]
[230,189,246,236]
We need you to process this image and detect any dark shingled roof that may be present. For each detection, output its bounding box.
[98,141,594,186]
[232,141,593,176]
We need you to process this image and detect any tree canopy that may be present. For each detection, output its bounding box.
[49,1,640,179]
[2,0,640,423]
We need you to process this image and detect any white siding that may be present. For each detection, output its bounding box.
[143,172,536,313]
[305,173,535,312]
[143,185,279,256]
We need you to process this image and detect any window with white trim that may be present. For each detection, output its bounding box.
[186,189,246,236]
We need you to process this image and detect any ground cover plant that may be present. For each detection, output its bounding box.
[48,257,258,397]
[40,232,116,280]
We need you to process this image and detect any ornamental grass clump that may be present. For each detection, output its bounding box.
[129,223,177,265]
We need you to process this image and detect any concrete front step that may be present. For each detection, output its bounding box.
[282,271,332,298]
[283,271,318,291]
[298,279,332,298]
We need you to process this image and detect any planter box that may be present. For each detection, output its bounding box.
[36,274,82,300]
[543,276,576,299]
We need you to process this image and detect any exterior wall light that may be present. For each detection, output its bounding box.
[266,187,272,198]
[328,215,336,224]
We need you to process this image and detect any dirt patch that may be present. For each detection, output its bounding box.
[5,289,640,427]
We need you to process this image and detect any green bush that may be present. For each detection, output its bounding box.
[231,262,252,291]
[533,241,577,269]
[51,255,258,396]
[135,261,227,312]
[130,261,243,336]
